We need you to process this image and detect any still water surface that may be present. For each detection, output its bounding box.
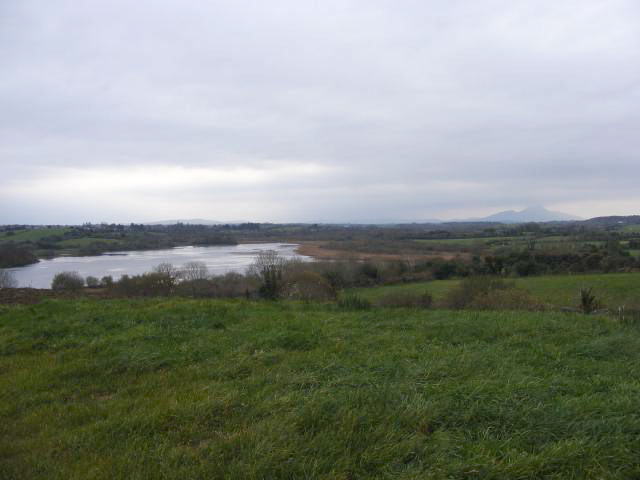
[9,243,308,289]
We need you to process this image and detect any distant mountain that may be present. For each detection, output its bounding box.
[475,206,582,223]
[144,219,245,226]
[142,208,586,226]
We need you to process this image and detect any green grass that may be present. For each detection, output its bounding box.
[1,298,640,478]
[351,273,640,309]
[352,279,459,302]
[414,236,513,246]
[0,227,73,243]
[514,273,640,308]
[56,237,122,248]
[0,229,122,249]
[413,236,605,253]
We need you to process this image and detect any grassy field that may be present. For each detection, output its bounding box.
[352,272,640,309]
[55,237,123,248]
[1,298,640,479]
[514,273,640,308]
[352,279,459,302]
[413,236,513,246]
[413,236,606,253]
[0,227,72,243]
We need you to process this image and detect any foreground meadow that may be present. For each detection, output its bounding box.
[1,299,640,479]
[352,272,640,309]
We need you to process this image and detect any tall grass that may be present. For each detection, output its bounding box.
[1,298,640,478]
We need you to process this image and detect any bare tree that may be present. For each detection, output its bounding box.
[286,271,336,302]
[0,269,17,289]
[249,250,287,300]
[179,261,210,297]
[153,263,180,290]
[181,261,209,282]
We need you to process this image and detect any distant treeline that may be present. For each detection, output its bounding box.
[0,223,238,267]
[0,243,37,268]
[38,242,640,302]
[2,217,640,271]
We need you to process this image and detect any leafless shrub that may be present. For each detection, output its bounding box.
[152,263,180,292]
[181,261,209,282]
[248,250,287,300]
[286,271,336,302]
[0,269,17,289]
[114,273,172,296]
[51,271,85,292]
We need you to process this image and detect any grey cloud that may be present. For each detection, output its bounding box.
[1,0,639,223]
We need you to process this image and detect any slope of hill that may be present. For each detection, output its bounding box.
[478,206,582,223]
[581,215,640,229]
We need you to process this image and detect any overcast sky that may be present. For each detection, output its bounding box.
[1,0,639,224]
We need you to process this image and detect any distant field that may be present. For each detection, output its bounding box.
[0,227,72,243]
[56,237,122,248]
[1,299,639,478]
[352,279,459,301]
[621,225,640,233]
[514,273,640,307]
[413,236,607,252]
[352,272,640,308]
[413,236,513,246]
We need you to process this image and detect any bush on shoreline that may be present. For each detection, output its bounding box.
[51,272,84,293]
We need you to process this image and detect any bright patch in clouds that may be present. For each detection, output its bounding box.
[6,163,330,196]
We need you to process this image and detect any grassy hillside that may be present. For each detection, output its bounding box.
[0,227,73,243]
[55,237,123,248]
[413,236,606,252]
[1,299,640,478]
[353,272,640,309]
[0,225,237,266]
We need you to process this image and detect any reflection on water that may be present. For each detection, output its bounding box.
[9,243,308,289]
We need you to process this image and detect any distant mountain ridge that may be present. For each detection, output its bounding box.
[352,206,582,224]
[474,206,582,223]
[142,208,581,226]
[142,207,584,226]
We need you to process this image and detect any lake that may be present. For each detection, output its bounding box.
[9,243,310,289]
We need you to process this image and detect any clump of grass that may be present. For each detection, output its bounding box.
[617,306,640,325]
[579,287,601,314]
[442,276,514,309]
[469,287,544,311]
[337,294,372,311]
[375,291,433,309]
